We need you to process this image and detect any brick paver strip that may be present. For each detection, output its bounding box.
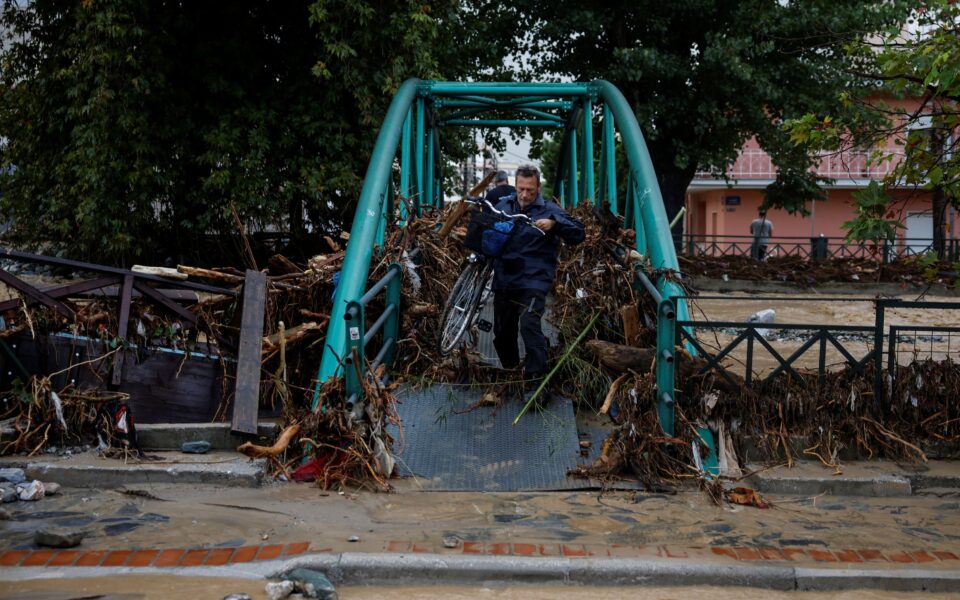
[101,551,133,567]
[808,550,837,562]
[180,549,209,567]
[0,551,29,567]
[734,547,762,561]
[887,551,915,564]
[712,547,737,559]
[153,549,185,567]
[933,551,959,561]
[488,543,511,556]
[835,550,863,563]
[230,546,259,563]
[461,542,483,554]
[254,544,284,561]
[74,550,108,567]
[512,543,537,556]
[538,544,561,556]
[4,540,960,568]
[858,549,887,561]
[48,550,82,567]
[21,551,56,567]
[204,548,234,566]
[283,542,310,556]
[385,541,410,553]
[127,550,159,567]
[561,545,590,557]
[759,547,786,561]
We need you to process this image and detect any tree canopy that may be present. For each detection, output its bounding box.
[1,0,924,264]
[0,0,509,265]
[512,0,914,221]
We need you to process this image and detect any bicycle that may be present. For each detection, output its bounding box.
[437,197,544,356]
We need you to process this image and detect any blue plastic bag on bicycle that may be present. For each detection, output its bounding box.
[481,220,515,257]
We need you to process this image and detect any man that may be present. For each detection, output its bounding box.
[484,170,515,204]
[750,209,773,260]
[490,164,585,393]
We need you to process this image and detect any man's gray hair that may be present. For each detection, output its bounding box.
[515,164,540,185]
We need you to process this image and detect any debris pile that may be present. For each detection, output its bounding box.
[681,253,960,288]
[2,197,958,496]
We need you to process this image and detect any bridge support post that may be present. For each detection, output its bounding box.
[581,98,594,203]
[655,297,676,436]
[383,264,402,368]
[601,103,616,214]
[568,128,579,207]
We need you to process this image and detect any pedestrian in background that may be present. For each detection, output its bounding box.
[750,209,773,260]
[485,170,515,204]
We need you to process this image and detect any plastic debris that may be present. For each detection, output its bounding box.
[285,568,338,600]
[181,440,212,454]
[746,308,776,338]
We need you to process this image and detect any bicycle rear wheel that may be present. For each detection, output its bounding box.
[438,260,491,356]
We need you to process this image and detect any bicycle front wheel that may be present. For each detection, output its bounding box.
[438,260,490,356]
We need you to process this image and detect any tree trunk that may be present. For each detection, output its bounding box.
[929,125,948,258]
[932,186,947,259]
[289,195,305,240]
[652,159,697,252]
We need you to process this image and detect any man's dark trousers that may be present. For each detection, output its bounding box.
[493,288,548,378]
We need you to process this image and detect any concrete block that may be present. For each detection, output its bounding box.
[137,422,278,451]
[747,462,912,497]
[20,451,265,489]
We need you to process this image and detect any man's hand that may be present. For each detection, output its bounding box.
[534,218,555,232]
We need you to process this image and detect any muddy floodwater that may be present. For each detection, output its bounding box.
[688,291,960,376]
[4,577,960,599]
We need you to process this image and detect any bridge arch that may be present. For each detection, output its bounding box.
[314,79,690,434]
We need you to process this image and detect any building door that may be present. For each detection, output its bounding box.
[905,211,933,255]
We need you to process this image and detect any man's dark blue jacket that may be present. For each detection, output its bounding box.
[491,193,585,292]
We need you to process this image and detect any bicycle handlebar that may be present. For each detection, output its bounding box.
[466,197,546,236]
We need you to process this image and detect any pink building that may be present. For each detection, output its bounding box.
[685,99,956,258]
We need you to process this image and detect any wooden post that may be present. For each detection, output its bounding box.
[111,275,134,386]
[232,270,267,434]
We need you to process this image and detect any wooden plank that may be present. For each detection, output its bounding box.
[0,278,206,313]
[0,247,236,296]
[111,275,134,386]
[0,276,120,312]
[120,349,220,423]
[232,269,267,434]
[437,170,497,238]
[133,280,198,324]
[0,269,74,318]
[621,303,641,346]
[131,265,189,280]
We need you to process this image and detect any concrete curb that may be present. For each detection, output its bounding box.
[4,552,960,592]
[19,456,265,488]
[748,470,913,497]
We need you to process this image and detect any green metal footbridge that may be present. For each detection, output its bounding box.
[311,79,706,457]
